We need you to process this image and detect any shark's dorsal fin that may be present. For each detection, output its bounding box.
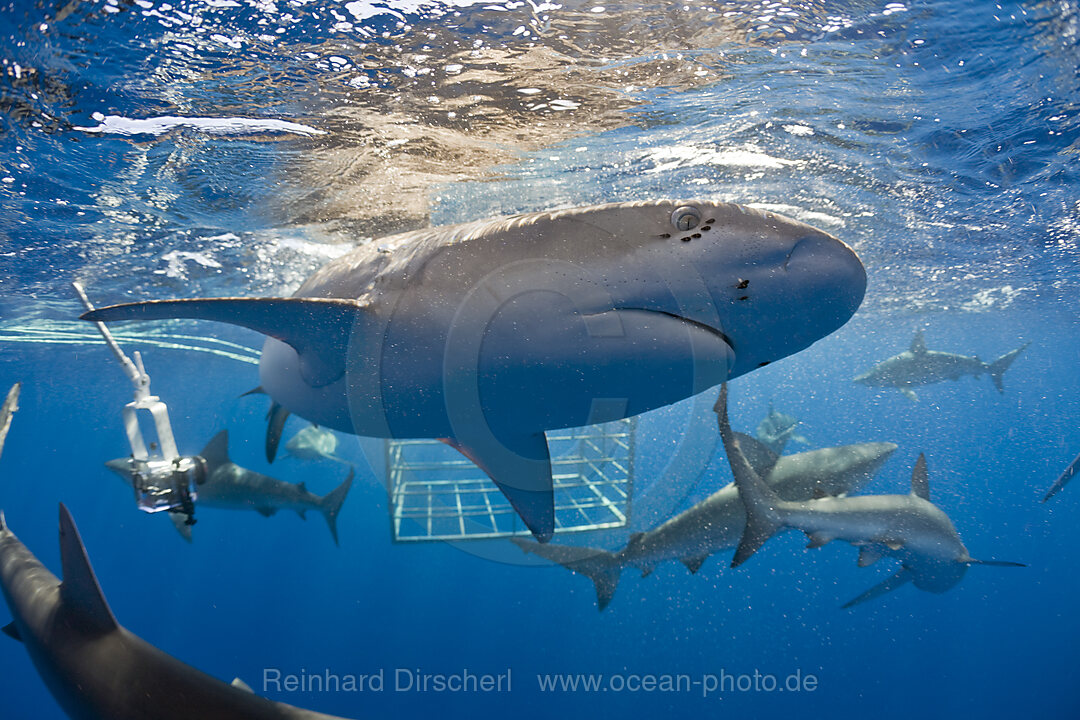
[231,677,254,693]
[58,504,119,633]
[2,621,21,642]
[733,431,781,478]
[200,430,230,472]
[910,453,930,501]
[909,329,927,355]
[440,433,555,542]
[82,297,371,388]
[627,532,645,547]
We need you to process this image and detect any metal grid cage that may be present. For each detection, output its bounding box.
[386,419,635,542]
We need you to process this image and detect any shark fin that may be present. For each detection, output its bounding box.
[200,430,230,472]
[320,468,353,546]
[910,453,930,501]
[733,431,781,478]
[296,509,307,520]
[626,532,646,549]
[640,564,655,578]
[988,342,1029,393]
[0,382,20,463]
[169,513,194,542]
[909,329,927,355]
[265,402,291,463]
[858,547,883,567]
[899,387,918,402]
[2,621,21,641]
[510,538,621,611]
[231,678,254,693]
[1043,450,1080,502]
[239,386,265,398]
[682,555,708,574]
[81,297,371,388]
[255,507,277,517]
[876,538,904,551]
[842,568,912,608]
[806,533,833,549]
[0,509,6,533]
[441,434,555,543]
[297,481,307,493]
[58,504,119,633]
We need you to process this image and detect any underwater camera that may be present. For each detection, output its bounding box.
[129,455,206,525]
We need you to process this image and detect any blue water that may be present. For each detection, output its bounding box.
[2,0,1079,718]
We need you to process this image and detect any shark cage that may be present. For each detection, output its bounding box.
[380,420,636,542]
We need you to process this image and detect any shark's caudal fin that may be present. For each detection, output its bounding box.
[511,538,621,611]
[1043,449,1080,502]
[320,468,354,546]
[58,504,119,633]
[81,297,370,388]
[442,434,555,543]
[0,382,20,463]
[265,402,291,463]
[714,385,785,568]
[988,342,1029,393]
[200,430,231,473]
[842,568,912,608]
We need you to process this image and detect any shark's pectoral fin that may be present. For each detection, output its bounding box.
[899,387,918,402]
[842,568,912,608]
[2,621,21,642]
[965,558,1027,568]
[58,504,119,633]
[682,555,708,574]
[806,532,833,549]
[81,297,370,388]
[857,547,883,567]
[231,678,254,693]
[255,507,277,517]
[169,513,194,542]
[265,402,291,463]
[442,434,555,542]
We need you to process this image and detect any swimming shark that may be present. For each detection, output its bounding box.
[715,384,1024,606]
[512,434,897,610]
[0,384,354,719]
[754,402,808,454]
[81,200,867,542]
[285,425,350,465]
[853,329,1029,401]
[106,430,353,545]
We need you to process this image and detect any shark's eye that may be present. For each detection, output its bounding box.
[671,206,702,232]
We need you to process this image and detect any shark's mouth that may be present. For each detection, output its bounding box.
[613,307,736,354]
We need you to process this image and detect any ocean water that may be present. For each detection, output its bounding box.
[1,0,1079,718]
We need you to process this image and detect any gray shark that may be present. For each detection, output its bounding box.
[853,329,1029,401]
[754,402,808,454]
[715,385,1024,606]
[285,425,349,465]
[82,200,867,542]
[1042,449,1080,502]
[107,430,352,545]
[0,383,353,720]
[512,435,897,610]
[0,505,356,719]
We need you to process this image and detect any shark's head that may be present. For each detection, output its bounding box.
[104,458,136,486]
[545,200,867,381]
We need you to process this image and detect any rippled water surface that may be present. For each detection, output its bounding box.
[1,1,1079,718]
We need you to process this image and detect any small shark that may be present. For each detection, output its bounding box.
[285,425,349,465]
[512,434,897,610]
[0,384,353,719]
[106,430,353,544]
[82,201,867,542]
[853,329,1029,401]
[715,384,1024,606]
[1042,449,1080,502]
[754,402,808,455]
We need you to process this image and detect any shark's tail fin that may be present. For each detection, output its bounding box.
[988,342,1029,393]
[713,385,785,568]
[1043,450,1080,502]
[320,468,354,546]
[511,537,622,611]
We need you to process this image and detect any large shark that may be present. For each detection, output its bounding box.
[106,430,353,545]
[715,385,1024,606]
[0,385,353,719]
[513,434,897,610]
[285,425,350,465]
[853,329,1029,401]
[82,200,867,542]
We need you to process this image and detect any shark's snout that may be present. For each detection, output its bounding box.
[785,232,867,318]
